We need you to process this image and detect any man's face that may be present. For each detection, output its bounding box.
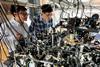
[17,11,28,22]
[44,12,52,20]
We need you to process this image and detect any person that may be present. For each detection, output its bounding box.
[1,5,29,54]
[29,4,53,40]
[85,14,99,29]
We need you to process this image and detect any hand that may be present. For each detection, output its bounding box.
[96,45,100,49]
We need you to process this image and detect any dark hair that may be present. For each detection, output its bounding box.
[92,14,99,20]
[41,4,53,13]
[10,5,27,15]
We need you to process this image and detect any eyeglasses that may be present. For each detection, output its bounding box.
[18,11,28,16]
[45,12,52,16]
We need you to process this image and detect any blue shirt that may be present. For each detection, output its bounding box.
[29,15,53,39]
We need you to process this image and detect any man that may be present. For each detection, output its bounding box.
[85,14,99,29]
[29,4,53,40]
[1,5,29,53]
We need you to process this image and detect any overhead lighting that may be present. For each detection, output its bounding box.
[81,0,89,2]
[67,0,89,2]
[17,0,28,3]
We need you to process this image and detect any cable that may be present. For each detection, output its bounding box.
[1,1,30,45]
[0,8,16,65]
[11,0,53,56]
[80,0,85,18]
[0,4,29,67]
[0,6,14,53]
[0,4,20,35]
[0,4,25,53]
[0,13,14,53]
[12,0,51,38]
[75,0,80,17]
[59,1,65,21]
[2,1,30,38]
[88,0,94,17]
[0,13,5,41]
[1,2,51,63]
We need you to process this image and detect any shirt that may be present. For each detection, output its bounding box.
[29,15,53,40]
[0,18,29,52]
